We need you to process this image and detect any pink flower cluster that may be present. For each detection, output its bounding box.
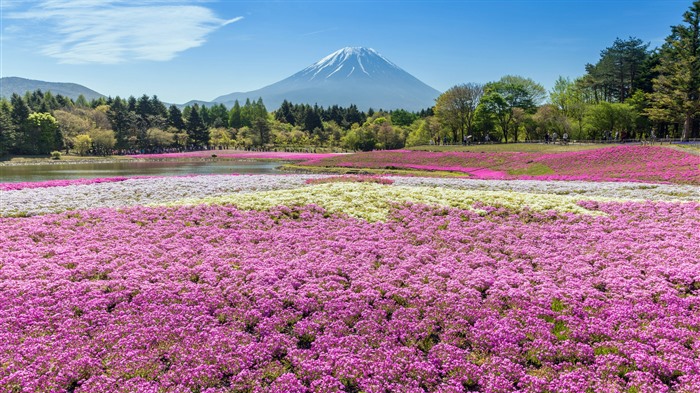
[130,150,341,161]
[302,146,700,184]
[1,200,699,392]
[0,177,131,191]
[305,175,394,185]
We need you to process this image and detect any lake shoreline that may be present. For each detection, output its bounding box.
[0,156,302,167]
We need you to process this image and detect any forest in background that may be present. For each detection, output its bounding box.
[1,1,700,156]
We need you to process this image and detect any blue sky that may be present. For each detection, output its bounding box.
[0,0,691,105]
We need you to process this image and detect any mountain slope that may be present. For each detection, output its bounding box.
[213,47,440,111]
[0,77,105,101]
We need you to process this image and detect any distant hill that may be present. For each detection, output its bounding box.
[0,77,105,101]
[211,47,440,111]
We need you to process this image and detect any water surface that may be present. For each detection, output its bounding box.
[0,160,284,183]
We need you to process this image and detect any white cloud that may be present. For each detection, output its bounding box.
[7,0,242,64]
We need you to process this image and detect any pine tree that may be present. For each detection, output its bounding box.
[647,1,700,140]
[275,100,296,125]
[107,97,131,149]
[186,104,209,149]
[0,100,16,155]
[168,105,186,131]
[229,100,242,129]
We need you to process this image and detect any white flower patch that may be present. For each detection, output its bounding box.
[0,174,325,217]
[388,177,700,202]
[164,182,623,222]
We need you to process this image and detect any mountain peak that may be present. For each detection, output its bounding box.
[301,47,401,81]
[212,47,440,111]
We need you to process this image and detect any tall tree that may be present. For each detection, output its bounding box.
[10,93,31,153]
[229,100,243,129]
[582,37,650,103]
[647,1,700,140]
[275,100,296,125]
[0,100,16,155]
[26,112,62,155]
[434,83,484,143]
[167,105,186,131]
[482,76,545,142]
[186,104,209,148]
[107,97,131,149]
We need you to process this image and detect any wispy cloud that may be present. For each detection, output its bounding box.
[301,27,338,37]
[7,0,242,64]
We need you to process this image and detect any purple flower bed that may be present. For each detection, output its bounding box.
[301,146,700,184]
[1,201,699,392]
[0,177,132,191]
[129,151,341,161]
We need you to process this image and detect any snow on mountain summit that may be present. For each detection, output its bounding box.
[298,47,402,81]
[212,47,440,111]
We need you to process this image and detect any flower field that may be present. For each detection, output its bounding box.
[1,170,700,392]
[299,146,700,185]
[129,150,341,161]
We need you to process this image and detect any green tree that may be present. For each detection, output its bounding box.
[229,100,243,129]
[74,134,93,155]
[390,109,417,127]
[585,102,638,139]
[75,94,89,108]
[186,104,209,148]
[167,105,186,131]
[275,100,296,125]
[550,77,589,139]
[434,83,484,143]
[107,97,131,149]
[209,127,234,149]
[647,1,700,140]
[89,128,117,156]
[0,100,15,155]
[145,128,175,150]
[482,76,545,143]
[26,112,62,155]
[10,93,31,153]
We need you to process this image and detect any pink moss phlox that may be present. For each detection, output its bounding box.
[1,200,699,391]
[0,177,132,191]
[302,146,700,184]
[129,150,341,161]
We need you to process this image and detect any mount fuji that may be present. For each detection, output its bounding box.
[210,47,440,111]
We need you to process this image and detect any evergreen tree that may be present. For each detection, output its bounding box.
[275,100,296,125]
[0,100,16,155]
[75,94,89,108]
[229,100,242,129]
[10,93,31,153]
[647,1,700,140]
[127,96,137,112]
[151,95,169,119]
[186,104,209,148]
[345,104,363,126]
[301,106,323,132]
[168,105,186,131]
[240,98,254,127]
[107,97,131,149]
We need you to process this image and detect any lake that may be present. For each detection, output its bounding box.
[0,160,285,183]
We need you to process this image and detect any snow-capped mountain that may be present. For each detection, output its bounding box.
[211,47,440,111]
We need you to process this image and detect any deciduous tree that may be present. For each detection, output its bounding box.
[434,83,484,143]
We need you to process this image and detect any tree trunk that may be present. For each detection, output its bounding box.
[683,114,691,141]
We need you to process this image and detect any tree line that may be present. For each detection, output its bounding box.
[1,1,699,156]
[433,2,700,144]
